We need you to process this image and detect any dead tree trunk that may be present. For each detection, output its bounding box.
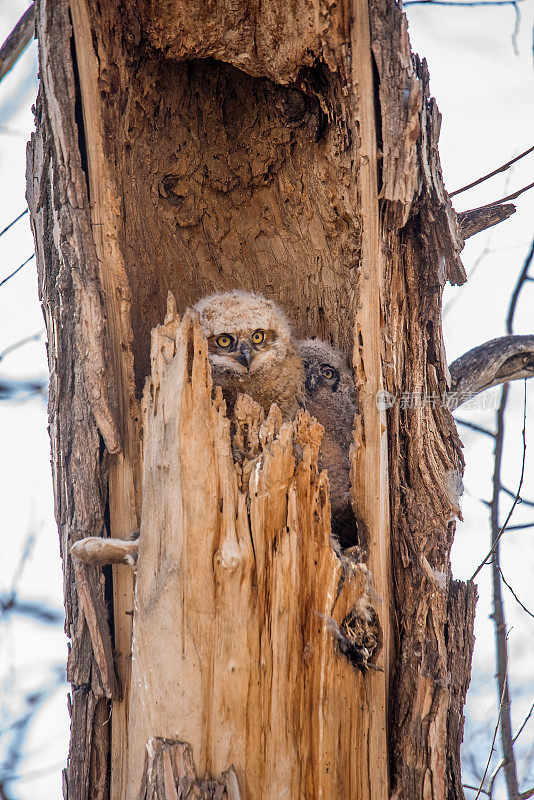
[26,0,476,798]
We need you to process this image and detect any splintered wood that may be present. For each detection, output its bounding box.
[126,303,382,800]
[137,739,241,800]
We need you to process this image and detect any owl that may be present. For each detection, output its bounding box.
[193,291,304,422]
[298,338,357,548]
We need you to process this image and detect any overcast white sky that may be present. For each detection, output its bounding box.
[0,1,533,798]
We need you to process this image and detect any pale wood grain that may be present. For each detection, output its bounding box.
[126,308,376,800]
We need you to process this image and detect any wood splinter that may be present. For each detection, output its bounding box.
[137,738,241,800]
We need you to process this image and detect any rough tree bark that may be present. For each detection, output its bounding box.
[26,0,477,799]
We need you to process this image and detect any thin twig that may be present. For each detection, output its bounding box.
[514,701,534,744]
[463,784,490,796]
[474,673,508,800]
[470,383,527,581]
[505,522,534,530]
[0,4,36,84]
[502,486,534,508]
[449,145,534,197]
[488,760,504,799]
[478,237,534,800]
[0,209,28,238]
[507,239,534,333]
[455,418,496,438]
[477,181,534,209]
[0,253,35,288]
[497,565,534,620]
[510,0,521,54]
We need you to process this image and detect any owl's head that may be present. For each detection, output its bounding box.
[298,339,352,396]
[193,291,293,375]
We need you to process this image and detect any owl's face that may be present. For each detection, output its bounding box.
[299,339,351,396]
[208,326,278,374]
[193,291,292,376]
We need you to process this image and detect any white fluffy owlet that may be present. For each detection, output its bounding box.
[298,338,357,548]
[193,291,304,422]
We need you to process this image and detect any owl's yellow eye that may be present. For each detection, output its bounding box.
[321,366,334,380]
[216,334,233,348]
[251,330,265,346]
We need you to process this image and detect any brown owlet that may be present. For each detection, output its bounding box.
[298,338,357,548]
[193,291,304,422]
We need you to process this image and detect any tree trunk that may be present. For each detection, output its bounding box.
[26,1,476,799]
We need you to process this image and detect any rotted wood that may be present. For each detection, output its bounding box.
[449,335,534,406]
[127,305,383,800]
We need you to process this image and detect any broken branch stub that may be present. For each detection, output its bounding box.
[126,305,384,800]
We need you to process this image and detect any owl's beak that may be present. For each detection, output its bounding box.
[305,372,320,394]
[236,341,254,370]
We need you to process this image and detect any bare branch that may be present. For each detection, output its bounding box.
[506,522,534,530]
[502,486,534,508]
[470,383,527,582]
[450,145,534,197]
[486,181,534,208]
[507,239,534,334]
[497,565,534,620]
[474,672,508,800]
[0,330,44,363]
[490,396,516,800]
[0,594,63,625]
[455,418,496,438]
[449,336,534,403]
[488,760,505,799]
[0,208,28,238]
[0,253,35,288]
[469,234,534,800]
[487,383,526,800]
[0,376,47,400]
[0,665,65,792]
[514,701,534,744]
[463,785,490,797]
[0,4,36,84]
